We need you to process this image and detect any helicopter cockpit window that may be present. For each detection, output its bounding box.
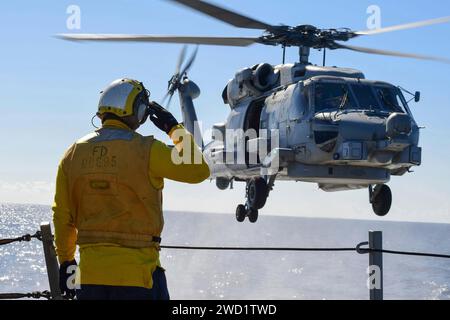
[350,84,380,111]
[314,82,356,113]
[289,84,309,120]
[375,86,407,113]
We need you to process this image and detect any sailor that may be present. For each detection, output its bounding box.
[52,78,210,300]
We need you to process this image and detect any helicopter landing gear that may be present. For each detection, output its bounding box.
[247,178,269,210]
[369,184,392,217]
[235,176,275,223]
[235,204,246,223]
[235,204,259,223]
[248,208,259,223]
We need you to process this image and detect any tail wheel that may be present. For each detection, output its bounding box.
[248,208,259,223]
[236,205,246,222]
[371,185,392,217]
[247,178,268,210]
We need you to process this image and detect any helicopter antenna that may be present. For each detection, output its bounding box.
[323,48,326,66]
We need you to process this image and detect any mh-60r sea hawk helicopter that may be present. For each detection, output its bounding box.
[60,0,450,223]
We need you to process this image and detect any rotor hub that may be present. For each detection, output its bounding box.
[261,25,356,49]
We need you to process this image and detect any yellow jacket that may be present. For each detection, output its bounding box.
[53,119,210,288]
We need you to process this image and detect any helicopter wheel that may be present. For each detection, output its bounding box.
[236,204,247,223]
[370,185,392,217]
[247,178,269,210]
[247,208,259,223]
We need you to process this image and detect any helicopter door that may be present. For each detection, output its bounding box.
[289,82,310,122]
[286,82,311,147]
[244,99,265,166]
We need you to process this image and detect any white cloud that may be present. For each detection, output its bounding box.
[0,180,55,205]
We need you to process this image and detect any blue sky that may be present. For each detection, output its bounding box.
[1,0,450,223]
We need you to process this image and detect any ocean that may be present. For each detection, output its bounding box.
[0,203,449,300]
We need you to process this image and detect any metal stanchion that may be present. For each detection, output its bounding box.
[40,223,63,300]
[369,231,383,300]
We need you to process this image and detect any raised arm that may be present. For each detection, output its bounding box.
[149,124,210,186]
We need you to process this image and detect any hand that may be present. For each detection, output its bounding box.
[59,260,77,298]
[148,101,179,135]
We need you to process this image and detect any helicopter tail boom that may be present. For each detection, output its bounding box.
[178,78,203,149]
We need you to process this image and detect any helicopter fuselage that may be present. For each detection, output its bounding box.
[202,63,421,192]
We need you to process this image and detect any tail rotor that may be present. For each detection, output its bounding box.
[162,45,199,109]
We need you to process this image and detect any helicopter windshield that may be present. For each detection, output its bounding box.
[314,82,407,114]
[314,82,356,112]
[374,86,407,113]
[351,84,379,110]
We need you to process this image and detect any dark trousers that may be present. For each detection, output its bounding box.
[76,267,170,300]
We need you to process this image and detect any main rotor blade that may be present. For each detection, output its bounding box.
[57,34,260,46]
[336,43,450,64]
[355,16,450,36]
[168,0,272,30]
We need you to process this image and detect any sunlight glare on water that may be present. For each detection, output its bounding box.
[0,204,449,300]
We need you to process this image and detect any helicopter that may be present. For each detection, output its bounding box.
[59,0,450,223]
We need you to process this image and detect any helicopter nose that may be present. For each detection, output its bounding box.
[386,113,412,138]
[338,113,386,140]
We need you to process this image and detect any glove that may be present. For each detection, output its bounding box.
[59,259,78,298]
[148,101,179,135]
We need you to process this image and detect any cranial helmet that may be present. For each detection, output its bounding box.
[97,78,150,125]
